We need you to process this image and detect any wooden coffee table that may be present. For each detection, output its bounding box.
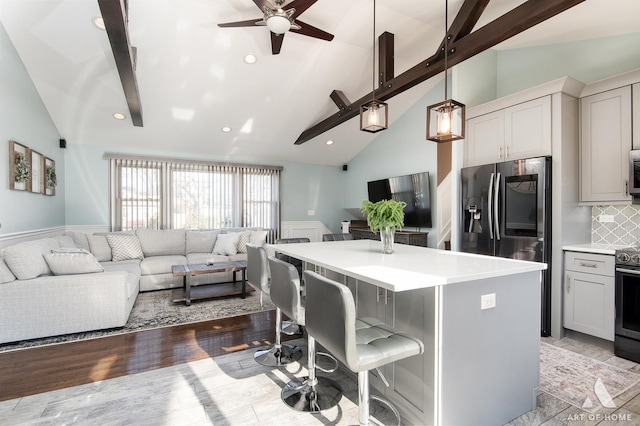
[171,260,250,306]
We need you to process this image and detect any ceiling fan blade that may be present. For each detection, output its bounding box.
[288,0,318,19]
[271,32,285,54]
[218,18,263,28]
[291,20,334,41]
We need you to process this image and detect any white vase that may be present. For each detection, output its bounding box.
[380,227,395,254]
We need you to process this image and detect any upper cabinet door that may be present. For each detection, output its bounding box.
[580,86,632,203]
[464,96,551,167]
[504,96,552,161]
[465,110,504,167]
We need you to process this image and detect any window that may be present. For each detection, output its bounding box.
[108,155,281,240]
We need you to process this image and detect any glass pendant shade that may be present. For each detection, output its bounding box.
[360,100,388,133]
[426,99,465,142]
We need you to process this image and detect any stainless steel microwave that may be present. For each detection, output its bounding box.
[630,150,640,195]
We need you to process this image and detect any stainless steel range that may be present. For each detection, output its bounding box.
[615,247,640,362]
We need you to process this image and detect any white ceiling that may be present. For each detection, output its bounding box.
[1,0,639,166]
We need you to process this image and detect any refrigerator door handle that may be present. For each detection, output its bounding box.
[488,173,494,239]
[494,172,501,240]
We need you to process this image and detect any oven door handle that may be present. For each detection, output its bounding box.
[616,267,640,275]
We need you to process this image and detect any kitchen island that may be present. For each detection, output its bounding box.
[269,239,546,425]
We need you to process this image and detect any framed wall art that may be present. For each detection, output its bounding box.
[30,149,43,194]
[43,157,56,196]
[9,140,30,191]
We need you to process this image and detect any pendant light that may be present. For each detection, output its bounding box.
[426,0,465,142]
[360,0,388,133]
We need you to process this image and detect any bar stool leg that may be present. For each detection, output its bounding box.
[358,371,370,425]
[254,307,302,366]
[281,336,343,412]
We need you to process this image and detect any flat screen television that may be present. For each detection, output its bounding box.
[367,172,432,228]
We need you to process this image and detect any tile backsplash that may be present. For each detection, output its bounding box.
[592,205,640,246]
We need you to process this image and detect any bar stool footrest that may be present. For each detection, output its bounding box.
[281,376,343,413]
[254,343,302,367]
[370,395,401,426]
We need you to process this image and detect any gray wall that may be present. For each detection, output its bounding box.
[0,23,65,234]
[64,143,346,233]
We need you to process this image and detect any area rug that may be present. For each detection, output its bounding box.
[539,342,640,412]
[0,289,275,353]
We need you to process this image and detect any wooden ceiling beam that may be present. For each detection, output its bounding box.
[98,0,143,127]
[294,0,584,145]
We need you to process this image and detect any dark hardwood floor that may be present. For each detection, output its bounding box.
[0,310,279,402]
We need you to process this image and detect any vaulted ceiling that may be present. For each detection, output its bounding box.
[1,0,639,166]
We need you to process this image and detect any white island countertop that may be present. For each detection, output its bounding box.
[269,240,546,292]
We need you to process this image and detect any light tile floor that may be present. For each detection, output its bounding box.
[508,334,640,426]
[2,334,640,425]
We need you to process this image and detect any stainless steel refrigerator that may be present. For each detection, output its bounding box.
[460,156,552,336]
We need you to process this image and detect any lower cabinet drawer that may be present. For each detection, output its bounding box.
[564,251,614,275]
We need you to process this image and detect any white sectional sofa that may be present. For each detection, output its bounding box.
[0,228,267,344]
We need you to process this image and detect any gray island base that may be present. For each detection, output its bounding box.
[269,239,545,425]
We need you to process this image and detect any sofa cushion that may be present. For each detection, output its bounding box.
[186,230,220,254]
[44,249,104,275]
[213,233,240,255]
[250,230,268,246]
[186,253,229,264]
[53,235,76,248]
[87,234,112,262]
[140,255,187,276]
[0,258,16,284]
[65,231,90,251]
[107,234,144,262]
[228,253,248,262]
[3,238,59,280]
[136,229,186,256]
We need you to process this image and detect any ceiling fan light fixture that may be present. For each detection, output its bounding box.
[266,14,291,34]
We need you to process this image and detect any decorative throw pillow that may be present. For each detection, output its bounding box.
[249,230,268,247]
[106,234,144,262]
[0,258,16,284]
[236,231,252,254]
[213,232,241,256]
[87,234,112,262]
[2,239,58,280]
[44,250,104,275]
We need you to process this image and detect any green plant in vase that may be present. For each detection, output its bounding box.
[361,199,406,254]
[14,152,31,184]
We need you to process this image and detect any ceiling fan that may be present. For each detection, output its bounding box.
[218,0,334,55]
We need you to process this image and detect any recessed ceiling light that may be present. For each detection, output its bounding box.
[244,54,257,64]
[222,126,232,133]
[93,17,105,30]
[326,140,334,145]
[113,113,126,120]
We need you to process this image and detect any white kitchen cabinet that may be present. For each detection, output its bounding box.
[579,86,632,203]
[563,251,615,341]
[465,110,505,167]
[465,96,551,167]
